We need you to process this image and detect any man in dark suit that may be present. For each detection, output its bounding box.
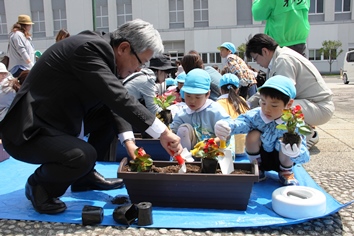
[0,19,182,214]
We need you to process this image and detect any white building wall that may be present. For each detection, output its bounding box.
[0,0,353,74]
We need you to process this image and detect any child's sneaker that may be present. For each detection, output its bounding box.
[258,169,266,181]
[278,171,299,186]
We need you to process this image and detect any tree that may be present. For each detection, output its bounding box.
[319,40,343,74]
[237,43,247,62]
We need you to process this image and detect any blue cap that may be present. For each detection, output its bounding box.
[217,42,236,54]
[165,78,176,86]
[181,68,211,94]
[176,72,186,83]
[219,73,239,88]
[258,75,296,99]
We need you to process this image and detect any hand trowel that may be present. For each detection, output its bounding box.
[217,140,234,174]
[174,148,194,173]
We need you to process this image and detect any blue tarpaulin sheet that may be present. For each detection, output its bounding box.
[0,157,352,228]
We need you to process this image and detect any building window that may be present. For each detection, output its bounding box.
[323,49,338,60]
[116,0,132,26]
[309,49,322,61]
[95,0,109,32]
[200,52,221,64]
[209,52,221,64]
[0,0,7,40]
[30,0,46,38]
[335,0,351,12]
[309,0,324,14]
[52,0,67,36]
[194,0,208,27]
[169,0,184,29]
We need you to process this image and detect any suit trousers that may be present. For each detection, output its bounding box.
[3,105,117,197]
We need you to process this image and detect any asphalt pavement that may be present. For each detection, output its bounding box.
[0,75,353,236]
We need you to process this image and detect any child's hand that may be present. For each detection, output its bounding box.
[214,120,231,140]
[281,142,300,157]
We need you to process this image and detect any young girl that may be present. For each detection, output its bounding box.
[217,73,249,157]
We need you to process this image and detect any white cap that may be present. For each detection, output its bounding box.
[0,62,8,73]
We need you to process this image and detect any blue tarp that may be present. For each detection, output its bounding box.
[0,157,352,228]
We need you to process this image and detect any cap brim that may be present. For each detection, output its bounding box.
[181,86,209,94]
[149,65,176,71]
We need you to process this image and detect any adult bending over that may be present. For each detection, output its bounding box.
[0,19,182,214]
[246,33,334,149]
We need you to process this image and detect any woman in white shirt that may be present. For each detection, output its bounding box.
[8,15,35,77]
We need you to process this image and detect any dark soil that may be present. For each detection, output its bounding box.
[122,164,252,174]
[283,132,301,146]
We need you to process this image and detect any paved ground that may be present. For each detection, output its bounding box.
[1,75,353,236]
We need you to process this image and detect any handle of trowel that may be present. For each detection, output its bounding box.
[220,140,227,149]
[170,147,184,165]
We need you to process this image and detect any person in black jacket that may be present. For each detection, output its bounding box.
[0,19,182,214]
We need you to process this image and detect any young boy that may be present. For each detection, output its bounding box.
[170,68,230,151]
[217,42,257,99]
[214,75,310,186]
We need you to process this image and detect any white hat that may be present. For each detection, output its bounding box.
[0,62,8,73]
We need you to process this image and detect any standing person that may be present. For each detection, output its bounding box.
[217,73,249,157]
[7,15,35,77]
[55,29,70,42]
[215,75,310,186]
[246,33,334,150]
[252,0,310,56]
[170,68,230,151]
[0,19,182,214]
[217,42,257,100]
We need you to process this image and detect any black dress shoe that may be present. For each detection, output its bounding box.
[25,181,67,214]
[71,169,124,192]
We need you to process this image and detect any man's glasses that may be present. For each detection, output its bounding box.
[253,54,259,61]
[130,46,146,69]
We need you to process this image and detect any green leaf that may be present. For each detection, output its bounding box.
[276,124,288,130]
[298,126,312,135]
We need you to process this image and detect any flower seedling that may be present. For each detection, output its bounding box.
[153,94,176,110]
[191,138,224,159]
[129,147,153,172]
[276,105,312,146]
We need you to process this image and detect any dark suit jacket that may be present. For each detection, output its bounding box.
[0,30,155,145]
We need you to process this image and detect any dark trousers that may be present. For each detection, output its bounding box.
[3,105,117,197]
[287,43,306,57]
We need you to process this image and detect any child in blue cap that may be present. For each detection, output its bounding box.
[163,72,185,103]
[214,75,310,186]
[170,68,230,151]
[217,73,249,157]
[218,41,258,100]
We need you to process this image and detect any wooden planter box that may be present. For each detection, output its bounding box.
[118,157,259,210]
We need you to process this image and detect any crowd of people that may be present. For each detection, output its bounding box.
[0,0,334,215]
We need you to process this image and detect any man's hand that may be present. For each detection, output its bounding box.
[159,128,183,157]
[281,142,300,158]
[214,120,231,140]
[124,139,139,159]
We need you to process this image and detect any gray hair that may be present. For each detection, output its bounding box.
[111,19,164,57]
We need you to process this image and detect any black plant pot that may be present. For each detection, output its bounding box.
[159,110,173,126]
[201,158,218,173]
[282,132,301,147]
